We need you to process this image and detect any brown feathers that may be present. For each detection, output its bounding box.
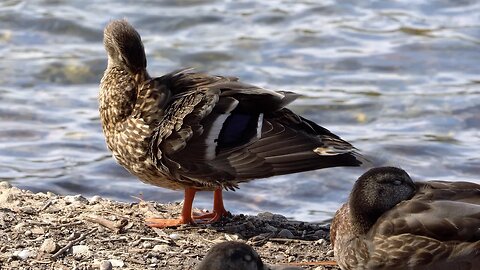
[331,167,480,270]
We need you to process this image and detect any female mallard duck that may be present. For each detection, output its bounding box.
[330,167,480,270]
[99,19,363,228]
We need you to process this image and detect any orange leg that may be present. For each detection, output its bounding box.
[145,188,197,228]
[194,188,229,223]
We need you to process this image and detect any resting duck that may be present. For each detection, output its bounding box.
[99,19,363,228]
[330,167,480,270]
[197,241,304,270]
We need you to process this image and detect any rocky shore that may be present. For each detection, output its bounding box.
[0,182,339,270]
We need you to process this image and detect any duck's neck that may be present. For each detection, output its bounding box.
[349,206,377,236]
[99,66,144,135]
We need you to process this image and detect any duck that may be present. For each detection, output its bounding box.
[330,166,480,270]
[196,241,265,270]
[99,19,364,228]
[196,241,304,270]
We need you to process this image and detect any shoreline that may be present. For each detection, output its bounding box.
[0,182,339,269]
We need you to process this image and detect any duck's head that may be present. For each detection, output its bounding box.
[197,241,265,270]
[349,166,416,234]
[103,19,146,73]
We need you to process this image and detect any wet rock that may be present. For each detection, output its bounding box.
[40,239,58,254]
[277,229,294,239]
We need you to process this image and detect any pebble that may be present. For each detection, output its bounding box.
[0,181,12,189]
[277,229,294,239]
[109,259,124,267]
[13,249,31,260]
[153,244,169,252]
[71,245,90,255]
[0,190,15,203]
[315,239,327,246]
[24,230,32,237]
[169,233,181,240]
[99,260,112,270]
[40,239,58,254]
[326,250,335,257]
[89,195,102,204]
[265,224,278,233]
[64,194,88,205]
[142,241,153,249]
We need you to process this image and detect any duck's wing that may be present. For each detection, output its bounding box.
[370,181,480,242]
[149,69,363,189]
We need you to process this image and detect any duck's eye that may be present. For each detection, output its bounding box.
[392,179,402,185]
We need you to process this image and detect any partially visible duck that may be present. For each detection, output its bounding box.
[196,241,304,270]
[99,19,364,228]
[331,167,480,270]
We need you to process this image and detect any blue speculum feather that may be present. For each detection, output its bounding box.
[216,113,260,151]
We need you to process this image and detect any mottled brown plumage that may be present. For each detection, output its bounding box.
[99,19,363,227]
[331,167,480,270]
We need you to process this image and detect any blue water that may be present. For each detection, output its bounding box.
[1,0,479,222]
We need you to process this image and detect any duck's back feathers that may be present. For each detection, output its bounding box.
[371,181,480,242]
[148,69,362,189]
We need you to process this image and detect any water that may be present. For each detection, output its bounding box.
[1,0,479,222]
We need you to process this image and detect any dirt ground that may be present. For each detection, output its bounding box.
[0,181,339,270]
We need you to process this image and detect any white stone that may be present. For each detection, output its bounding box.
[71,245,90,255]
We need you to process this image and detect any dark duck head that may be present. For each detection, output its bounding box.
[103,19,147,74]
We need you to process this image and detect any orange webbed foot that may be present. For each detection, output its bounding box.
[145,217,194,228]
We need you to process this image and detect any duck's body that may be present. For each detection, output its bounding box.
[331,167,480,270]
[100,20,363,227]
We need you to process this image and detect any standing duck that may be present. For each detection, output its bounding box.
[99,19,363,228]
[331,167,480,270]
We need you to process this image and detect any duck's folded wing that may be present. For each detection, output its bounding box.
[371,183,480,242]
[150,70,362,188]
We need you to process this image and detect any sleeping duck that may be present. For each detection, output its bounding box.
[331,166,480,270]
[99,19,364,228]
[196,241,304,270]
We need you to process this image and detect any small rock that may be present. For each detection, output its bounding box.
[40,239,58,254]
[257,212,275,220]
[287,256,296,263]
[169,233,180,240]
[152,244,169,252]
[277,229,294,239]
[109,259,124,267]
[20,207,35,215]
[0,181,12,189]
[24,230,32,237]
[71,245,90,256]
[315,239,327,246]
[31,227,45,235]
[13,249,31,260]
[99,260,112,270]
[265,224,278,233]
[0,190,15,203]
[326,250,334,257]
[89,195,102,204]
[64,195,88,205]
[142,241,153,249]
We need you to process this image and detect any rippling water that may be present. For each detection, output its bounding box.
[1,0,480,222]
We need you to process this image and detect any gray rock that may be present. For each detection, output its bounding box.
[277,229,294,239]
[99,260,112,270]
[109,259,124,267]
